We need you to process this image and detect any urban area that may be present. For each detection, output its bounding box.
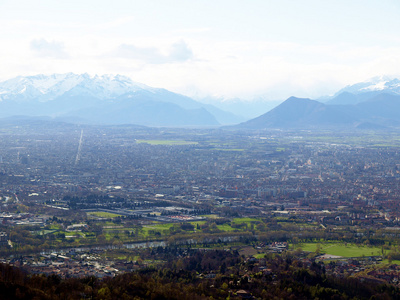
[2,123,400,298]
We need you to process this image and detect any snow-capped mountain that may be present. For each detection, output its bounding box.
[327,76,400,105]
[0,73,242,126]
[337,76,400,94]
[0,73,154,102]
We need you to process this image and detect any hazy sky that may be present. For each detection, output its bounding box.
[1,0,400,100]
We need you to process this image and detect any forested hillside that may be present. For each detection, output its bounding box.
[1,250,399,299]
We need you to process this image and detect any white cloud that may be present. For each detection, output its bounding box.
[126,40,400,100]
[112,40,193,64]
[30,38,69,59]
[168,40,193,62]
[115,44,166,64]
[1,35,399,101]
[0,0,400,100]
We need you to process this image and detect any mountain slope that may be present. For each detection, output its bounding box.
[0,73,239,126]
[63,93,219,126]
[236,97,356,129]
[236,91,400,130]
[354,93,400,126]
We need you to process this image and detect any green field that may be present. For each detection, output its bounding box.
[143,223,175,234]
[216,224,237,232]
[144,223,175,230]
[232,217,260,224]
[88,211,122,218]
[299,242,384,257]
[191,221,207,227]
[381,259,400,265]
[136,139,198,145]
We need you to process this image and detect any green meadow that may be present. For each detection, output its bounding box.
[299,242,384,257]
[88,211,122,218]
[231,217,260,224]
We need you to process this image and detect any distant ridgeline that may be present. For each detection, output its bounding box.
[0,73,242,127]
[235,77,400,130]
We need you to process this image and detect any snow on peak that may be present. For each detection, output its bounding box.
[336,76,400,96]
[0,73,155,102]
[360,80,388,91]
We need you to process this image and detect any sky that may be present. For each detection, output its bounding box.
[1,0,400,101]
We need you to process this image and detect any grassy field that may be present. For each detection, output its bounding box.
[381,259,400,265]
[299,242,384,257]
[87,211,122,218]
[144,223,175,230]
[142,223,174,236]
[232,217,260,224]
[190,221,207,227]
[136,139,198,145]
[216,224,237,232]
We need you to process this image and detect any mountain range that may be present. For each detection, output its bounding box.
[0,73,242,127]
[2,74,400,129]
[326,76,400,105]
[237,77,400,130]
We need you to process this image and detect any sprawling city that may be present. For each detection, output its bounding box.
[1,123,400,298]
